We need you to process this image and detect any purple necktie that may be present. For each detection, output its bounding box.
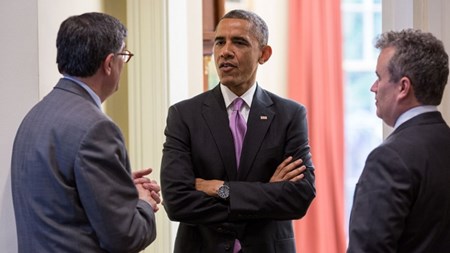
[229,98,246,253]
[229,98,247,169]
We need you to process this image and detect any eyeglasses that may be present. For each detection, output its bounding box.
[116,50,134,63]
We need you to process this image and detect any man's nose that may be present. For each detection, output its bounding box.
[370,80,378,92]
[220,43,234,59]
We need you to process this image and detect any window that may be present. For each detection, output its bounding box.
[342,0,382,232]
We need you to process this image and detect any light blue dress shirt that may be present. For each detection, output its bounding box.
[63,75,102,109]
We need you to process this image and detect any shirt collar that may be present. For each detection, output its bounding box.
[220,82,257,109]
[63,75,102,109]
[394,105,438,129]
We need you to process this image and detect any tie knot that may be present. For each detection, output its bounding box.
[232,98,245,111]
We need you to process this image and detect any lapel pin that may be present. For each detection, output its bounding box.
[260,115,268,120]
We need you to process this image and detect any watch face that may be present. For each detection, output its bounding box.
[218,184,230,199]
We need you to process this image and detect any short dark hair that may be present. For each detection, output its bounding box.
[56,12,127,77]
[219,9,269,48]
[375,29,449,105]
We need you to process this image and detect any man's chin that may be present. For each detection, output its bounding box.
[219,79,237,87]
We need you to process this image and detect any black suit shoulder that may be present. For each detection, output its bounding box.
[381,112,450,152]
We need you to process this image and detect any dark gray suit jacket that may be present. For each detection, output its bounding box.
[161,84,316,253]
[348,112,450,253]
[11,78,156,253]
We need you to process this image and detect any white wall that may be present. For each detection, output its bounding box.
[0,1,39,251]
[168,0,203,104]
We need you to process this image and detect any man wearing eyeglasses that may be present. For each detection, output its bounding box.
[11,12,159,253]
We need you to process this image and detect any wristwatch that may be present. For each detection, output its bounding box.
[217,182,230,201]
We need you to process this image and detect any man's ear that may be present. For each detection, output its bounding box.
[398,76,414,100]
[102,53,115,75]
[397,76,418,104]
[259,45,272,64]
[398,76,422,106]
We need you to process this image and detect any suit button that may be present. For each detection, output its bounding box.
[217,226,223,232]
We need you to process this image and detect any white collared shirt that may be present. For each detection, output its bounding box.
[220,83,257,122]
[394,105,438,129]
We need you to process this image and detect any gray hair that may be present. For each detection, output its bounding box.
[375,29,449,105]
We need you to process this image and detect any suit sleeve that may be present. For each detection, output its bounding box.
[161,105,231,224]
[347,146,413,253]
[75,120,156,253]
[229,105,316,221]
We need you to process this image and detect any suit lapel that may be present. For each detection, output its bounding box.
[202,86,239,180]
[238,86,274,180]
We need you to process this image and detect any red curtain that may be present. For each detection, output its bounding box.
[287,0,346,252]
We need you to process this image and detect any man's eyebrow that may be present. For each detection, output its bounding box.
[232,36,248,41]
[214,35,248,41]
[214,36,225,41]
